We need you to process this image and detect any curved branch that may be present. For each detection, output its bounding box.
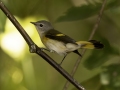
[0,1,85,90]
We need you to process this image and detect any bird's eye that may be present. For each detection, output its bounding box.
[39,24,43,27]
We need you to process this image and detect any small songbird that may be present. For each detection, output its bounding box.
[31,20,104,64]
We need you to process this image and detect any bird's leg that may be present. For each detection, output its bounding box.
[59,54,67,65]
[41,48,55,53]
[41,48,50,52]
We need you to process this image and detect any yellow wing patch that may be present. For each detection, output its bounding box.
[56,34,65,36]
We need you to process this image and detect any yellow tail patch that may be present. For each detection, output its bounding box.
[76,40,104,49]
[76,41,95,49]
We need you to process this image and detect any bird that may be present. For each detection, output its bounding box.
[31,20,104,64]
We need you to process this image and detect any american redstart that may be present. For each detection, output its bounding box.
[31,20,104,64]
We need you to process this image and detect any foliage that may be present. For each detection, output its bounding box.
[0,0,120,90]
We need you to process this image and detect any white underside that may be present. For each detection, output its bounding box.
[43,39,81,56]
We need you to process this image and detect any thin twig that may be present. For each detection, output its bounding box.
[63,0,107,90]
[0,1,85,90]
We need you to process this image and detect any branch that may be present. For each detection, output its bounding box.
[63,0,107,90]
[0,1,85,90]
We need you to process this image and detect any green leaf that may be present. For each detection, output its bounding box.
[72,74,101,90]
[72,64,120,90]
[0,10,6,32]
[56,0,120,22]
[81,75,101,90]
[100,64,120,90]
[83,38,119,70]
[56,3,101,22]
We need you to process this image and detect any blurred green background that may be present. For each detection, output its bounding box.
[0,0,120,90]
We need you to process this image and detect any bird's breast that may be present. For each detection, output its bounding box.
[41,36,80,55]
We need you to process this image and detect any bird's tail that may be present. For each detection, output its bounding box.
[76,40,104,49]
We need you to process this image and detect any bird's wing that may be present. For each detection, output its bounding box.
[45,29,77,45]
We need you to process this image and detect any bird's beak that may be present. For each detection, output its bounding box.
[30,22,37,25]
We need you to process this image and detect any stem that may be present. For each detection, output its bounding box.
[63,0,107,90]
[0,1,85,90]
